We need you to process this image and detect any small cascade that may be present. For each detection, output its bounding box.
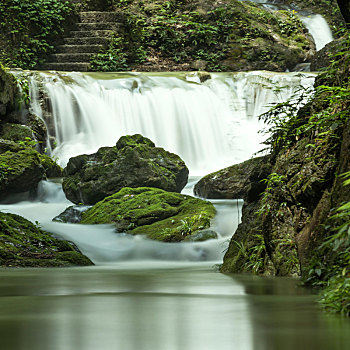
[299,14,334,51]
[26,71,316,175]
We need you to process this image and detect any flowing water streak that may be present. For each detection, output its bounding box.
[299,14,334,51]
[27,71,316,175]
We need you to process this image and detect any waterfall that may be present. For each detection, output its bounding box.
[27,71,316,176]
[299,14,334,51]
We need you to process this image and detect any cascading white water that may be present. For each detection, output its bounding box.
[28,71,316,175]
[300,14,334,51]
[3,70,315,264]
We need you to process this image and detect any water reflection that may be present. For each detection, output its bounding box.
[0,265,349,350]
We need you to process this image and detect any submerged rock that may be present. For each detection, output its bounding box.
[0,212,93,267]
[184,229,218,242]
[53,205,91,223]
[62,134,189,205]
[194,156,272,201]
[80,187,216,242]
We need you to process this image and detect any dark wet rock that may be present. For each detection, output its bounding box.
[53,205,91,223]
[184,229,218,242]
[62,134,189,205]
[310,39,342,71]
[80,187,216,242]
[194,156,272,202]
[0,212,93,267]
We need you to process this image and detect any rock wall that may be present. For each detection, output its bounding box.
[221,34,350,278]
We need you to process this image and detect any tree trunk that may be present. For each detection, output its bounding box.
[336,0,350,28]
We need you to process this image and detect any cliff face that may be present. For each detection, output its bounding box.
[221,34,350,306]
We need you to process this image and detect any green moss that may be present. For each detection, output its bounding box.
[0,0,76,69]
[0,123,33,142]
[0,212,93,267]
[81,187,216,242]
[39,153,63,178]
[116,134,155,150]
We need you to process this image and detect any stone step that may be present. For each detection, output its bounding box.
[70,30,113,38]
[79,11,124,23]
[48,53,95,63]
[56,44,103,54]
[64,37,111,45]
[39,62,90,72]
[76,22,121,31]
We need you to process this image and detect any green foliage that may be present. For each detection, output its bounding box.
[88,0,311,71]
[177,213,211,237]
[258,86,314,153]
[257,173,286,217]
[233,234,267,274]
[90,36,129,71]
[304,172,350,316]
[0,0,75,69]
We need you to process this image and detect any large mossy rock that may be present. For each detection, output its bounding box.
[0,212,93,267]
[80,187,216,242]
[194,156,272,200]
[0,148,62,201]
[0,123,33,142]
[62,134,189,205]
[0,148,44,199]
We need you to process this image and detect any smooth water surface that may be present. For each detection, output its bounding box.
[0,263,349,350]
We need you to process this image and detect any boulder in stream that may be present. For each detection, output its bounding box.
[0,212,93,267]
[80,187,216,242]
[62,134,189,205]
[194,156,272,201]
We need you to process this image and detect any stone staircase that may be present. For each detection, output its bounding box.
[40,11,124,72]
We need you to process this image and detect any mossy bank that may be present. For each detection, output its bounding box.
[0,212,93,267]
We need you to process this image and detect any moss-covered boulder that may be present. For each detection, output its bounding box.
[62,134,189,205]
[194,156,272,201]
[0,64,18,117]
[0,148,62,201]
[0,148,44,199]
[0,123,33,142]
[0,212,93,267]
[80,187,216,242]
[0,138,22,154]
